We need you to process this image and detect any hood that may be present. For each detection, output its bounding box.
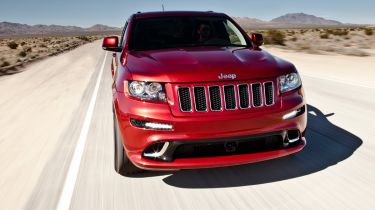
[125,47,296,83]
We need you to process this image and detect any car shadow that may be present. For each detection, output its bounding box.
[132,105,363,188]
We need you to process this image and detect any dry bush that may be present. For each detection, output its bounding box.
[264,30,285,45]
[76,36,90,41]
[326,29,349,36]
[320,33,329,39]
[290,36,297,42]
[364,28,373,36]
[1,60,10,67]
[18,51,27,57]
[7,41,18,49]
[24,47,32,52]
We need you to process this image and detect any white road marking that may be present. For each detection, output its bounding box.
[56,52,108,210]
[301,73,375,90]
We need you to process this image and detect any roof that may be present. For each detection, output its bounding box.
[133,11,227,19]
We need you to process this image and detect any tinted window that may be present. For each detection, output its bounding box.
[129,16,248,51]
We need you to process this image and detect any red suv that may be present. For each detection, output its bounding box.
[102,11,307,175]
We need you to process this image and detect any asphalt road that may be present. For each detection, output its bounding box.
[1,41,375,210]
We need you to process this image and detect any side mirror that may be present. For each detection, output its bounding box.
[102,36,121,52]
[251,33,263,50]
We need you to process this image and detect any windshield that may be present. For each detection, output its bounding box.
[129,16,249,51]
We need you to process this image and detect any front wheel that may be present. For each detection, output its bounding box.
[113,108,143,175]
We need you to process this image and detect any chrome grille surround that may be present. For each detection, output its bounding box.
[177,81,275,113]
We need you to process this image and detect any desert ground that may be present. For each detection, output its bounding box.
[0,38,374,209]
[248,27,375,57]
[0,35,105,75]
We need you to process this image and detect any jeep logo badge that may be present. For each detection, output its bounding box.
[218,73,237,80]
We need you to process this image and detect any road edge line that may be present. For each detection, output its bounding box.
[56,52,108,210]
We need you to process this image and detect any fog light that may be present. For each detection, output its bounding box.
[130,118,173,130]
[143,142,170,159]
[282,106,305,120]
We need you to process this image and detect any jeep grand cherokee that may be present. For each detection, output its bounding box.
[102,11,307,175]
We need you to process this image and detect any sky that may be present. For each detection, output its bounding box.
[0,0,374,27]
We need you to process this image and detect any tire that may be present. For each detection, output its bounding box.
[113,108,143,175]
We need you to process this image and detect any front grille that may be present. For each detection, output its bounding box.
[174,135,283,159]
[193,87,207,111]
[252,83,262,107]
[223,85,236,110]
[238,84,250,109]
[208,86,222,111]
[178,87,192,112]
[177,81,275,112]
[264,82,274,106]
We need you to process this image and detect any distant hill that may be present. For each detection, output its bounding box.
[233,13,345,29]
[0,22,120,36]
[271,13,342,26]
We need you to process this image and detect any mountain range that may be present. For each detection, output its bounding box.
[0,13,354,36]
[233,13,344,28]
[0,22,120,36]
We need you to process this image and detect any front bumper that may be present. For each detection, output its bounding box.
[114,88,307,170]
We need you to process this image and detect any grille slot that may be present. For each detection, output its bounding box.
[178,87,192,112]
[264,82,274,106]
[193,87,207,112]
[223,85,236,110]
[238,84,250,109]
[208,86,222,111]
[177,81,275,113]
[251,83,263,107]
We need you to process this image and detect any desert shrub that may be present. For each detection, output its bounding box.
[364,28,373,36]
[1,61,10,67]
[24,47,32,52]
[264,30,285,45]
[18,51,27,57]
[290,36,297,42]
[320,33,329,39]
[76,36,90,41]
[39,44,47,48]
[7,41,18,49]
[327,29,349,36]
[20,41,26,46]
[43,38,51,42]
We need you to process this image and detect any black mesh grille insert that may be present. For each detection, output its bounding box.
[264,82,274,106]
[209,86,222,111]
[173,135,283,159]
[252,83,262,107]
[224,85,236,110]
[238,84,250,109]
[178,87,192,112]
[194,87,207,111]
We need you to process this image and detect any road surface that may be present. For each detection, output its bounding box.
[1,41,375,210]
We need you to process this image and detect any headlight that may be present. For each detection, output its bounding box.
[278,73,302,93]
[128,81,167,101]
